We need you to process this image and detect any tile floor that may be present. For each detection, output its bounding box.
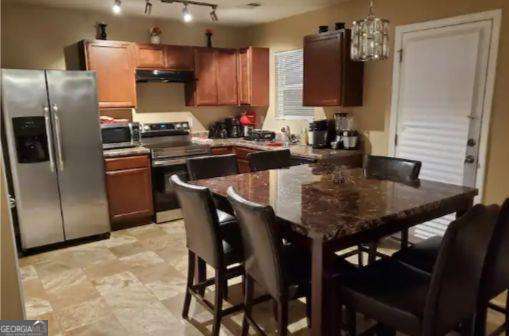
[19,221,507,335]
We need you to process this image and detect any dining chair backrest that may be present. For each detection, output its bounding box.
[186,154,239,180]
[365,155,422,184]
[483,198,509,300]
[422,203,500,336]
[227,186,285,299]
[247,149,292,172]
[171,174,223,269]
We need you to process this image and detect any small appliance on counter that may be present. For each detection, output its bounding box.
[101,122,141,149]
[224,117,243,138]
[331,112,360,150]
[240,111,256,137]
[208,121,229,139]
[245,129,276,142]
[311,119,335,149]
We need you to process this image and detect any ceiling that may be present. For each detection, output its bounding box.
[6,0,346,26]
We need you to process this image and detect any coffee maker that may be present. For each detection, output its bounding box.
[332,113,359,150]
[311,119,335,149]
[225,117,242,138]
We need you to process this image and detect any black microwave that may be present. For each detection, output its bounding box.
[101,122,141,149]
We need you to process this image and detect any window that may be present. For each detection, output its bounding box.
[275,49,314,119]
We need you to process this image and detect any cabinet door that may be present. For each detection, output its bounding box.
[136,44,165,69]
[237,159,251,174]
[85,40,137,108]
[105,167,154,223]
[193,48,218,106]
[216,49,238,105]
[303,32,343,106]
[165,45,194,71]
[237,49,250,105]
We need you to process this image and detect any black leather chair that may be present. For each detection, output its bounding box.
[186,154,239,180]
[171,175,243,336]
[394,198,509,335]
[247,149,292,172]
[227,186,355,336]
[342,155,422,266]
[332,203,500,336]
[186,153,239,215]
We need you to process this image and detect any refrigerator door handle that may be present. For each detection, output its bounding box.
[52,104,65,171]
[43,106,56,172]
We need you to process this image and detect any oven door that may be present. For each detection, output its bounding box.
[151,163,188,223]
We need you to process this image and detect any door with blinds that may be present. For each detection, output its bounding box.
[393,20,493,240]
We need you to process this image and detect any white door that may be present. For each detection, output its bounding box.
[392,19,495,240]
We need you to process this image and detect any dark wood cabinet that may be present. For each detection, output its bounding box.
[104,155,153,227]
[186,48,238,106]
[303,30,363,107]
[82,40,137,109]
[216,49,238,105]
[238,47,269,106]
[136,43,165,69]
[211,146,234,155]
[165,45,194,71]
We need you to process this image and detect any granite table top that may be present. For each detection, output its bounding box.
[103,146,151,158]
[192,137,362,160]
[193,164,478,242]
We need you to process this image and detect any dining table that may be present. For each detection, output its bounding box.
[192,163,478,336]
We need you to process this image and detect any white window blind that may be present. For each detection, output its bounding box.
[275,49,314,119]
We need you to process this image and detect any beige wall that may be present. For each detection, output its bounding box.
[246,0,509,204]
[0,2,250,131]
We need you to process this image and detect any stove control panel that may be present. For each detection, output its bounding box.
[142,122,190,132]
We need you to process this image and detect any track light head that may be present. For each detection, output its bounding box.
[112,0,122,14]
[182,3,193,22]
[210,5,218,22]
[145,0,153,15]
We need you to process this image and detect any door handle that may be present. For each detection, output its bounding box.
[52,104,64,171]
[465,155,476,164]
[43,106,56,172]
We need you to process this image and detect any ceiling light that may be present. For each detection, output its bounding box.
[112,0,122,14]
[182,3,193,22]
[210,6,218,22]
[145,0,152,15]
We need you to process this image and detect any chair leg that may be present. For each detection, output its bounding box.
[305,294,312,328]
[242,275,254,336]
[212,270,224,336]
[368,241,378,265]
[197,257,207,296]
[505,290,509,334]
[401,229,409,249]
[474,304,488,336]
[357,245,364,267]
[277,298,289,336]
[182,250,195,319]
[346,306,357,336]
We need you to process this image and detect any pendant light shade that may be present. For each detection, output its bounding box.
[351,0,390,61]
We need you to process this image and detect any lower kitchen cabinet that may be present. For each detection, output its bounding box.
[104,155,154,228]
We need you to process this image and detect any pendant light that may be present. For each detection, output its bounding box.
[351,0,390,61]
[112,0,122,14]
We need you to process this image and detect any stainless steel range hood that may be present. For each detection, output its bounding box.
[136,69,194,83]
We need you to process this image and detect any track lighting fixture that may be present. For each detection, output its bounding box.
[182,3,193,22]
[210,5,218,22]
[145,0,153,15]
[112,0,122,14]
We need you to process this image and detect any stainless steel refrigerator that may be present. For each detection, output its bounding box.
[1,69,110,250]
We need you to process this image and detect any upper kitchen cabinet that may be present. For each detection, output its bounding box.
[216,49,238,105]
[303,30,364,107]
[77,40,137,108]
[165,45,194,71]
[186,47,238,106]
[135,43,166,69]
[238,47,269,106]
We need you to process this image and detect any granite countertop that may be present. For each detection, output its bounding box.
[192,137,362,160]
[103,146,151,158]
[193,164,478,241]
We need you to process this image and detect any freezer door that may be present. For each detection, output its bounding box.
[45,70,110,239]
[1,69,64,249]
